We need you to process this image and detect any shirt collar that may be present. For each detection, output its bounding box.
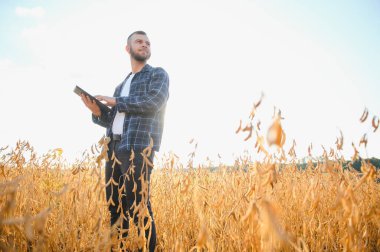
[129,64,152,76]
[140,63,152,73]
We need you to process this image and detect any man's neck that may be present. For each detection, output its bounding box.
[131,59,147,74]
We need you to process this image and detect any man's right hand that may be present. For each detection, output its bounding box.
[81,94,101,117]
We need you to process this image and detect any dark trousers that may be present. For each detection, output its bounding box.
[105,138,156,252]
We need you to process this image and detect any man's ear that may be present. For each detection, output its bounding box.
[125,44,130,54]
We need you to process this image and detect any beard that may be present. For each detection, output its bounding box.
[130,47,151,62]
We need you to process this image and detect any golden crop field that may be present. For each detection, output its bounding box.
[1,106,379,251]
[1,140,379,251]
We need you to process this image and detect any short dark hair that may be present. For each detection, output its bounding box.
[127,31,147,45]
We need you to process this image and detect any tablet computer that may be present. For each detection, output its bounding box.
[74,85,112,114]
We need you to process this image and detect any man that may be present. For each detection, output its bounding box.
[81,30,169,252]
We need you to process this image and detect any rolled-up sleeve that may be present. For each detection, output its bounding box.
[92,110,113,128]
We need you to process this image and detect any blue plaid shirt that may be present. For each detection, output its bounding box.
[92,64,169,152]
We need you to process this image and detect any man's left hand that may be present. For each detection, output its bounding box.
[95,95,116,107]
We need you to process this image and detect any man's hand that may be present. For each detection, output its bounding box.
[95,95,116,107]
[81,94,101,117]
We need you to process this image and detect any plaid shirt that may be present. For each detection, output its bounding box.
[92,64,169,152]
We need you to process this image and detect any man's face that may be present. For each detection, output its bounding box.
[127,34,151,62]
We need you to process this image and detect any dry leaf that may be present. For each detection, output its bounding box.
[359,107,369,123]
[372,116,379,132]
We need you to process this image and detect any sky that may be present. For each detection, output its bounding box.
[0,0,379,166]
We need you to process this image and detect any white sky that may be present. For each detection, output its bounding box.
[0,0,379,165]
